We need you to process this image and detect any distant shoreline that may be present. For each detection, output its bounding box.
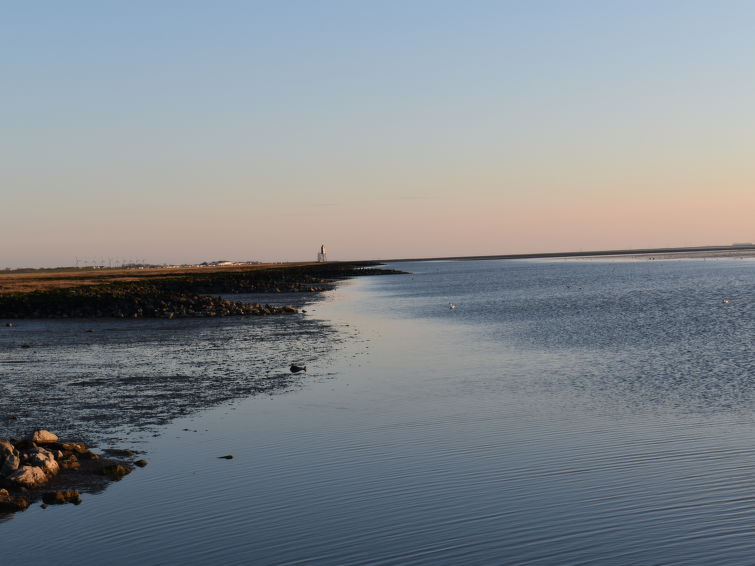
[378,245,755,264]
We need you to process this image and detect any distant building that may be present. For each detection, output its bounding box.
[317,244,328,263]
[200,260,236,267]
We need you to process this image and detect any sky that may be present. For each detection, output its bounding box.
[2,0,754,267]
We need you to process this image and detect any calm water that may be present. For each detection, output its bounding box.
[1,258,754,565]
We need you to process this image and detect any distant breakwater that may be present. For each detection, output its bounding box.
[0,262,402,319]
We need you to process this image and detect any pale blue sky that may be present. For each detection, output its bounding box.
[2,1,754,267]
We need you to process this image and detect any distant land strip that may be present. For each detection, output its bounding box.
[378,244,755,264]
[0,262,403,319]
[0,262,396,295]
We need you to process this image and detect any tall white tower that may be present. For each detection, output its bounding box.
[317,244,328,263]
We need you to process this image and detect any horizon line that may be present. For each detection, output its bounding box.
[368,243,755,264]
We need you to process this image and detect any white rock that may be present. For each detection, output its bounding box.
[8,466,49,488]
[31,430,59,444]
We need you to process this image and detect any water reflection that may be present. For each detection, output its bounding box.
[1,260,754,566]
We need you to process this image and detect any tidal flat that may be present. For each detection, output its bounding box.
[1,262,400,441]
[0,263,397,520]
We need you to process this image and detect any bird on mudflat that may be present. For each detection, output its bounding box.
[290,363,307,373]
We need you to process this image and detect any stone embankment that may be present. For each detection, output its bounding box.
[0,429,139,513]
[0,262,403,319]
[0,288,299,319]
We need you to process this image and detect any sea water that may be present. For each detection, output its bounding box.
[1,258,753,565]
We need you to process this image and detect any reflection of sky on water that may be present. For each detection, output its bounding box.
[2,259,754,565]
[367,259,755,415]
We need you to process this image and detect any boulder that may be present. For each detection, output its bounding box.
[27,449,59,476]
[30,430,59,444]
[0,440,15,457]
[100,464,131,481]
[7,466,49,489]
[61,442,89,455]
[41,490,81,505]
[58,453,80,471]
[0,489,29,512]
[28,446,52,457]
[0,452,21,477]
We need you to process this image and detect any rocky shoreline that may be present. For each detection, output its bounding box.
[0,262,402,319]
[1,429,141,516]
[1,289,301,319]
